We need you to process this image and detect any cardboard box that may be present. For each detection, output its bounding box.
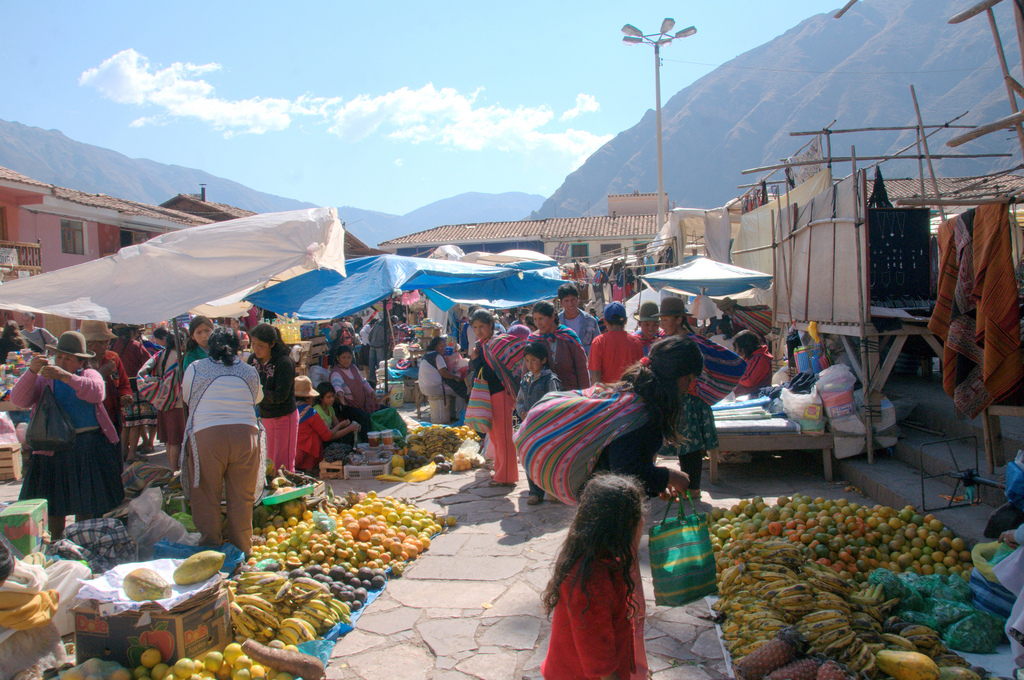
[74,581,230,668]
[0,498,47,556]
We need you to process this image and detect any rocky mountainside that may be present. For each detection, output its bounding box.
[533,0,1023,218]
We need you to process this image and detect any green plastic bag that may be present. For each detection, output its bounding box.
[943,611,1007,654]
[649,492,717,606]
[927,599,976,629]
[370,407,408,438]
[900,611,941,630]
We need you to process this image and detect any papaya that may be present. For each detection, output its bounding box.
[281,498,305,520]
[173,550,226,585]
[938,669,980,680]
[123,568,172,601]
[875,651,940,680]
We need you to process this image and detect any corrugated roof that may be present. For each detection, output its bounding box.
[379,214,659,247]
[160,194,257,219]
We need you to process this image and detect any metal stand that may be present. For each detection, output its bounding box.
[919,436,1003,512]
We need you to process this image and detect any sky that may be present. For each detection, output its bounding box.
[1,1,842,215]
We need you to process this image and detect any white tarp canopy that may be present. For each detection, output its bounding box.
[460,249,557,269]
[0,207,345,323]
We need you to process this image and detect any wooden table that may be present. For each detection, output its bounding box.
[710,432,836,483]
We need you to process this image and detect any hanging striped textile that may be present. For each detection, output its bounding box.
[689,334,746,405]
[729,305,773,338]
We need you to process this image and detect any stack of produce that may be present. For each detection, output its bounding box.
[710,496,973,583]
[129,640,326,680]
[229,570,353,645]
[715,540,973,676]
[402,425,480,474]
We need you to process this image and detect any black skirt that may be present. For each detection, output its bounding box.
[20,430,125,517]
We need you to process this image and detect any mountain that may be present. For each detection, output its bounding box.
[534,0,1024,218]
[0,118,543,247]
[0,119,318,215]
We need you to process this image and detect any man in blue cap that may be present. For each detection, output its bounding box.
[587,302,644,384]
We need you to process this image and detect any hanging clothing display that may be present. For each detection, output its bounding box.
[929,204,1024,418]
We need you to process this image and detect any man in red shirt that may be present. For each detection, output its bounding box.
[588,302,644,384]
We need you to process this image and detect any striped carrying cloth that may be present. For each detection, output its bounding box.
[728,305,773,337]
[514,385,648,505]
[481,333,526,396]
[689,334,746,405]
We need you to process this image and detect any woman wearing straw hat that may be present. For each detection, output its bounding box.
[294,376,360,473]
[12,331,125,540]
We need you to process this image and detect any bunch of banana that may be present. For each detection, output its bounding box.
[803,569,853,598]
[813,591,851,615]
[797,610,852,647]
[881,632,918,652]
[278,617,317,645]
[840,636,876,675]
[896,625,946,658]
[292,597,352,634]
[738,541,805,569]
[771,583,816,620]
[229,600,276,643]
[848,583,886,606]
[232,571,290,597]
[849,610,882,633]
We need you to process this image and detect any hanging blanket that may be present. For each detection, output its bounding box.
[514,385,648,504]
[929,206,1024,418]
[728,305,773,338]
[481,334,526,396]
[689,334,746,405]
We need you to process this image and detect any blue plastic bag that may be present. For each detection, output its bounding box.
[152,540,244,574]
[1007,458,1024,510]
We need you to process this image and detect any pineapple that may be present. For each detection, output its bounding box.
[816,659,849,680]
[735,628,804,680]
[766,659,821,680]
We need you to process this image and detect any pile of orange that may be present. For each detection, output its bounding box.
[249,491,449,575]
[709,495,973,583]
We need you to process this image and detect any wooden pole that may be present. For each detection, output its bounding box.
[789,124,974,136]
[949,0,1004,24]
[851,147,873,463]
[834,0,858,19]
[946,111,1024,147]
[987,8,1024,156]
[1014,1,1024,83]
[915,124,927,199]
[743,152,1010,174]
[911,85,947,220]
[896,196,1016,206]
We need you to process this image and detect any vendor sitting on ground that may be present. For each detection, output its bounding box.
[329,344,376,437]
[733,330,774,397]
[418,335,468,419]
[294,376,360,473]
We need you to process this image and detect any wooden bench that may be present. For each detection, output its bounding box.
[709,432,836,483]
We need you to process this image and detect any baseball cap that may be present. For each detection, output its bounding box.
[603,302,627,322]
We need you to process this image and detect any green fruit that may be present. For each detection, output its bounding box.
[124,568,172,601]
[173,551,226,585]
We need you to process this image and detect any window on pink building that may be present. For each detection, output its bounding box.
[61,219,84,255]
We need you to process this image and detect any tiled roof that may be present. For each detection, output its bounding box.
[884,174,1024,200]
[51,186,212,226]
[160,194,257,219]
[0,165,211,226]
[379,214,659,247]
[0,166,52,189]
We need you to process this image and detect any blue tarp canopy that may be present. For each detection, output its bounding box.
[245,254,561,319]
[642,257,773,297]
[425,266,563,310]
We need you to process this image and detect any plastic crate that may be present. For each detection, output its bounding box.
[343,463,387,480]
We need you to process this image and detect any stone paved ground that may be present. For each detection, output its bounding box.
[324,449,852,680]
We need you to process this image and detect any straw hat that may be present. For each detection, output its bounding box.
[635,301,660,322]
[294,375,319,398]
[47,331,95,359]
[656,297,687,318]
[79,320,116,342]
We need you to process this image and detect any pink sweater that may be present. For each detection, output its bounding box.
[12,368,119,446]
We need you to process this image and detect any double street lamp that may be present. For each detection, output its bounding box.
[622,19,697,235]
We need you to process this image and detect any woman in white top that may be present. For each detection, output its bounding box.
[418,335,468,416]
[181,328,264,555]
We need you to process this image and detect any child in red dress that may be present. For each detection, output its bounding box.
[541,474,646,680]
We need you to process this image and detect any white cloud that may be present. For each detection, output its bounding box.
[394,158,404,167]
[79,49,340,135]
[80,50,611,164]
[560,94,600,121]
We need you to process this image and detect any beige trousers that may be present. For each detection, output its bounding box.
[187,423,261,556]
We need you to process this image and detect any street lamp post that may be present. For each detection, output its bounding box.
[622,19,696,240]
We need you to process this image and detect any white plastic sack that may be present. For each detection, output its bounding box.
[781,387,824,432]
[45,559,91,636]
[126,488,187,560]
[818,364,857,419]
[689,294,719,322]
